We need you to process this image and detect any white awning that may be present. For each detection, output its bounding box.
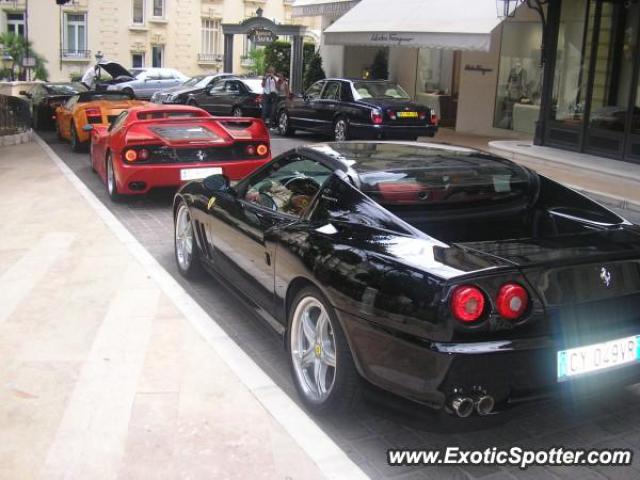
[292,0,360,18]
[323,0,503,51]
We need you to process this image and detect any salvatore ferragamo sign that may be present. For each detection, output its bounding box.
[370,33,416,45]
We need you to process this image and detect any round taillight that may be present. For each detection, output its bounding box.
[256,144,268,156]
[496,283,529,320]
[124,149,138,162]
[450,285,485,323]
[139,149,150,160]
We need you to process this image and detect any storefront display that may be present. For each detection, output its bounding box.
[415,48,458,127]
[494,22,542,133]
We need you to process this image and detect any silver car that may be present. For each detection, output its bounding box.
[107,68,188,99]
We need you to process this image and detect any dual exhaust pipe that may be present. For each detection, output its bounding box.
[450,394,495,417]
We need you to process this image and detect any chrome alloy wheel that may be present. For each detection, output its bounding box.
[290,296,337,403]
[107,157,116,195]
[175,205,194,271]
[278,111,289,134]
[334,119,347,141]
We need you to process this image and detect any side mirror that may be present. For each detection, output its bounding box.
[203,174,231,193]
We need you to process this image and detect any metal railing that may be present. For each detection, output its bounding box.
[0,94,31,136]
[61,49,92,59]
[197,53,224,63]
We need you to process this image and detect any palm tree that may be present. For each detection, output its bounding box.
[0,32,48,81]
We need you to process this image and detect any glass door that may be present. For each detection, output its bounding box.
[584,0,639,157]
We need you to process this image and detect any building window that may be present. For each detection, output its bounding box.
[201,19,221,55]
[152,0,165,18]
[6,13,25,37]
[132,0,145,25]
[493,21,543,134]
[132,53,145,69]
[64,13,87,55]
[151,45,163,67]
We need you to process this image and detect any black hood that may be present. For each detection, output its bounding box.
[98,61,133,79]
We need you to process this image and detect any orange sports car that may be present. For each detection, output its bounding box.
[54,91,148,151]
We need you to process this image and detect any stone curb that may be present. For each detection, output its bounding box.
[0,130,33,147]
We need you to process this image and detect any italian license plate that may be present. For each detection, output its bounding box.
[180,167,222,181]
[397,111,418,118]
[557,335,640,382]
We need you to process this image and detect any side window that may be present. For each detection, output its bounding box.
[242,155,333,217]
[310,174,413,235]
[109,111,128,131]
[305,81,325,100]
[321,82,340,100]
[209,82,226,94]
[226,81,240,93]
[146,71,161,80]
[340,82,353,102]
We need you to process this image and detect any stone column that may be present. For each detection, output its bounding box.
[223,34,234,73]
[289,35,304,94]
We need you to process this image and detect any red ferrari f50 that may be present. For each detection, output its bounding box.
[88,104,271,200]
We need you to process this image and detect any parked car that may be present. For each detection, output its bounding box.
[88,104,271,201]
[173,140,640,416]
[151,73,234,105]
[21,82,87,130]
[107,68,189,99]
[276,79,438,141]
[54,90,148,152]
[189,77,263,117]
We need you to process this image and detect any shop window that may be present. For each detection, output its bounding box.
[6,13,25,37]
[494,22,543,134]
[415,48,459,127]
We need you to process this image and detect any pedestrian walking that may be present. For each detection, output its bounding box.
[261,66,278,126]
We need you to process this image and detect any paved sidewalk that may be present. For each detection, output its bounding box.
[0,140,360,480]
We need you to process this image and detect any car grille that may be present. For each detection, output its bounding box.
[124,142,267,164]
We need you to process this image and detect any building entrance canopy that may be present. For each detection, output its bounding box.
[323,0,502,51]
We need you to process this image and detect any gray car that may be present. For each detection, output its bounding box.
[107,67,188,99]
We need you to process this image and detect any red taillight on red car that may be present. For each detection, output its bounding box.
[371,110,383,125]
[450,285,485,323]
[256,144,268,156]
[124,149,138,162]
[496,283,529,320]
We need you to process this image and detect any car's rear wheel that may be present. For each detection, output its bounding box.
[232,106,243,117]
[333,117,350,142]
[278,110,294,136]
[106,153,121,201]
[174,202,203,278]
[123,88,134,97]
[70,122,83,152]
[187,98,198,106]
[288,286,361,413]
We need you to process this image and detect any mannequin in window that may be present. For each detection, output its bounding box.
[507,61,527,102]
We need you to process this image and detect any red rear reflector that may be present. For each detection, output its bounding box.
[256,144,268,156]
[245,145,256,156]
[124,149,138,162]
[371,110,383,125]
[138,149,150,160]
[496,283,529,320]
[451,285,485,323]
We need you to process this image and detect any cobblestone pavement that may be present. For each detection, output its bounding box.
[40,130,640,480]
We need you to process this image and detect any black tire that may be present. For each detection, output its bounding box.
[287,286,362,414]
[174,200,204,279]
[232,106,243,117]
[123,88,135,98]
[333,117,350,142]
[187,98,198,107]
[105,153,121,202]
[70,122,84,152]
[277,109,294,137]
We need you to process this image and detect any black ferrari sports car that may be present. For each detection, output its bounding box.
[173,141,640,417]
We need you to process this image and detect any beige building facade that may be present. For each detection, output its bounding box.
[0,0,319,82]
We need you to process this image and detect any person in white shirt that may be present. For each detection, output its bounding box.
[81,64,101,90]
[261,66,278,126]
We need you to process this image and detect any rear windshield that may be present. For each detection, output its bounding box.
[360,157,531,207]
[149,125,222,141]
[353,81,410,100]
[138,111,202,120]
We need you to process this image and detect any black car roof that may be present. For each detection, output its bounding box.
[299,141,526,177]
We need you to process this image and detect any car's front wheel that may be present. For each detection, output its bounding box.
[288,286,361,413]
[277,110,294,136]
[105,153,121,201]
[174,201,203,278]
